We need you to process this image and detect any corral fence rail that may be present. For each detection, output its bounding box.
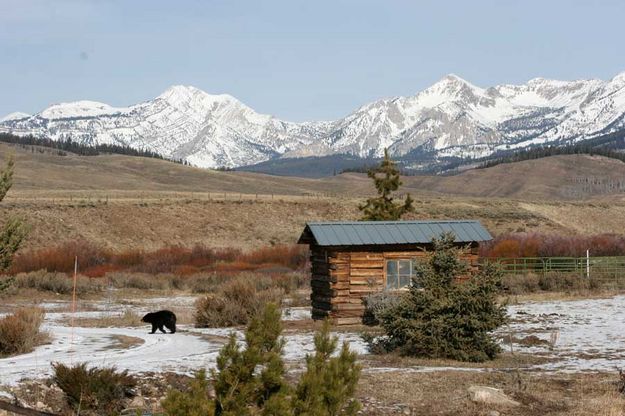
[482,256,625,280]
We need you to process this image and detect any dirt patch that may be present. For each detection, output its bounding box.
[502,335,552,348]
[104,334,145,350]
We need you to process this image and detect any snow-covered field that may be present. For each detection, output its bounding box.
[1,295,625,387]
[0,301,365,386]
[505,296,625,372]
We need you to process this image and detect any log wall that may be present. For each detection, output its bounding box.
[309,244,481,325]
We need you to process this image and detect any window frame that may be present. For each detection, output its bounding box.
[384,257,420,291]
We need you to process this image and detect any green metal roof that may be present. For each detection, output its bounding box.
[298,220,492,247]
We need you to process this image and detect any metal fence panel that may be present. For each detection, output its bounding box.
[482,256,625,279]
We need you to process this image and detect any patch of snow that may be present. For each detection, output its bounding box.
[0,325,222,386]
[502,295,625,372]
[139,296,198,307]
[0,112,30,122]
[281,307,311,321]
[39,101,127,119]
[282,332,369,360]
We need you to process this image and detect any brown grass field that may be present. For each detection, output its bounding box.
[3,142,625,251]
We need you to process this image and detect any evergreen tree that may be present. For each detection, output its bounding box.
[369,233,508,362]
[0,156,28,277]
[212,303,290,416]
[161,369,214,416]
[359,149,414,221]
[292,320,361,416]
[162,304,362,416]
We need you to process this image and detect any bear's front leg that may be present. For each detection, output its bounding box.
[158,325,167,333]
[151,323,157,334]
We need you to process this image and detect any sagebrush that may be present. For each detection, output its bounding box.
[362,291,402,326]
[13,270,104,294]
[52,362,136,416]
[194,273,284,327]
[0,307,47,356]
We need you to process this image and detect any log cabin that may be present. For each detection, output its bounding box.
[297,220,493,325]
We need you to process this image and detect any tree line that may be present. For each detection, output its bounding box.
[0,132,187,164]
[478,129,625,169]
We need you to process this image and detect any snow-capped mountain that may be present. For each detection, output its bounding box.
[0,112,31,122]
[2,71,625,168]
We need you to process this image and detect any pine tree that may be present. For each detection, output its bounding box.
[162,305,363,416]
[159,369,215,416]
[292,320,361,416]
[0,156,28,282]
[212,303,290,416]
[369,233,508,362]
[358,149,414,221]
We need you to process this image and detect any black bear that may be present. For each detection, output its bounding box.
[141,310,177,334]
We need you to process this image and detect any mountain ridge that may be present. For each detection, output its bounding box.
[2,71,625,168]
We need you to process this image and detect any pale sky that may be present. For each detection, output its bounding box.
[1,0,624,121]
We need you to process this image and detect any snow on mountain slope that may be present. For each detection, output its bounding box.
[2,72,625,168]
[0,85,328,168]
[0,112,31,122]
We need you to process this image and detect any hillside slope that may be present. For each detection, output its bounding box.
[404,154,625,200]
[3,142,624,201]
[1,143,625,251]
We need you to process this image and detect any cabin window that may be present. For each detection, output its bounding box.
[385,259,419,290]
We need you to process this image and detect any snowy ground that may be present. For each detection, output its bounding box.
[504,295,625,372]
[1,295,625,386]
[0,301,366,386]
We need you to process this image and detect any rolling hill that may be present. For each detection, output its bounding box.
[2,142,625,251]
[3,142,625,201]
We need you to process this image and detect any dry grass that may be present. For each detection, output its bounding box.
[356,370,625,415]
[0,307,49,356]
[362,351,555,371]
[503,290,622,305]
[73,309,143,328]
[195,273,285,327]
[12,270,105,295]
[499,272,625,300]
[5,141,625,252]
[0,196,569,252]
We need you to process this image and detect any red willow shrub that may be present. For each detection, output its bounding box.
[10,240,109,274]
[9,242,309,276]
[481,233,625,258]
[239,244,308,270]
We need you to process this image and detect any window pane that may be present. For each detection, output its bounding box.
[399,274,411,288]
[386,273,398,290]
[398,260,411,276]
[386,260,398,290]
[386,260,398,276]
